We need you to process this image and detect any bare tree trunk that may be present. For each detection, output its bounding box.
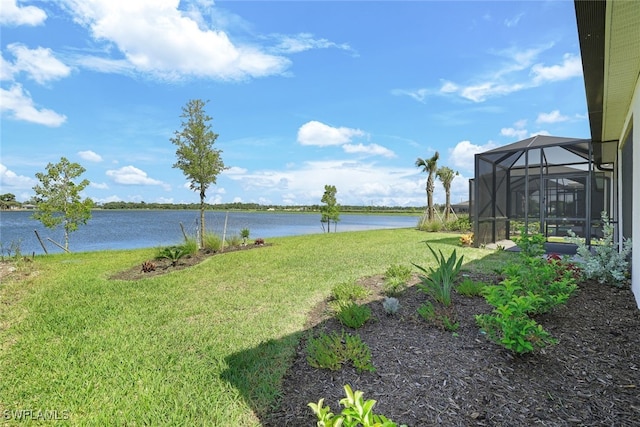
[445,190,451,222]
[200,189,206,249]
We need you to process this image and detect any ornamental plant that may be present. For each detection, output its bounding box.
[414,244,464,306]
[336,302,372,329]
[383,264,412,296]
[309,385,405,427]
[382,297,400,315]
[306,331,375,372]
[566,211,632,287]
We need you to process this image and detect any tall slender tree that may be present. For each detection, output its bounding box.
[171,99,226,248]
[415,152,440,221]
[436,166,459,221]
[320,185,340,233]
[32,157,93,252]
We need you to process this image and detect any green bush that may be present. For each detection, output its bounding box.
[309,385,404,427]
[414,244,464,307]
[455,277,485,297]
[447,216,471,232]
[513,228,546,258]
[156,246,187,267]
[182,237,198,255]
[202,232,223,252]
[383,264,412,296]
[566,211,632,286]
[331,281,370,302]
[336,302,372,329]
[306,331,375,373]
[226,234,243,247]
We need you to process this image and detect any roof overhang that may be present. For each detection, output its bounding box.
[575,0,640,162]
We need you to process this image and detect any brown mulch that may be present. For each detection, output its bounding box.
[265,273,640,427]
[108,243,271,280]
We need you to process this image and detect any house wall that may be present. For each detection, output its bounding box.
[619,76,640,307]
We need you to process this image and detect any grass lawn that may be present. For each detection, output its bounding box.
[0,228,512,425]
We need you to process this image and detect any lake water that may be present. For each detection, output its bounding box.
[0,210,420,255]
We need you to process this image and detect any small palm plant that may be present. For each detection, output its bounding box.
[240,227,250,245]
[157,246,187,267]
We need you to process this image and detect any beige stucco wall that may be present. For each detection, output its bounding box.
[619,75,639,307]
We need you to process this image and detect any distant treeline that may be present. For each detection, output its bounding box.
[98,201,426,213]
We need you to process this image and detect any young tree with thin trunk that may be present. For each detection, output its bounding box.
[320,185,340,233]
[436,166,459,221]
[415,152,440,221]
[171,99,226,248]
[32,157,93,252]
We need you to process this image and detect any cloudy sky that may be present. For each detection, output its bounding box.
[1,0,589,207]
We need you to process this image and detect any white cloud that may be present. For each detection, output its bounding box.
[0,84,67,126]
[504,13,524,28]
[532,54,582,83]
[272,33,353,55]
[342,143,395,158]
[297,121,366,147]
[500,127,528,140]
[59,0,290,81]
[223,166,248,175]
[0,163,37,190]
[449,140,498,172]
[536,110,569,124]
[460,82,526,103]
[0,0,47,26]
[106,165,169,189]
[391,88,429,103]
[90,182,109,189]
[78,150,103,162]
[6,43,72,84]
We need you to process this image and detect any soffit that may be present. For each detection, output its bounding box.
[602,1,640,142]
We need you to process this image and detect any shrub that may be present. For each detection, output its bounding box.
[226,234,242,247]
[254,238,265,245]
[513,228,546,258]
[566,211,632,287]
[417,218,443,232]
[306,331,375,372]
[141,260,156,273]
[459,233,473,247]
[331,281,370,302]
[383,264,412,296]
[182,237,198,255]
[202,232,223,252]
[156,246,187,266]
[417,302,437,322]
[309,385,403,427]
[336,302,372,329]
[382,297,400,315]
[240,227,250,244]
[455,277,485,297]
[448,215,471,232]
[414,244,464,306]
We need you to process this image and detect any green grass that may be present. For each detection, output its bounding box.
[0,229,513,425]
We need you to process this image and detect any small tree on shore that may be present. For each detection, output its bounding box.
[320,185,340,233]
[436,166,458,222]
[32,157,94,252]
[171,99,226,248]
[415,152,439,221]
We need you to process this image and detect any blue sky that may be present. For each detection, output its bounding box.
[1,0,589,207]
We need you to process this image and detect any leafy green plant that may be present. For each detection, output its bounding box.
[240,227,250,245]
[156,246,187,266]
[383,264,412,296]
[442,315,459,332]
[336,302,372,329]
[227,234,242,247]
[566,211,632,287]
[417,302,437,322]
[182,237,198,255]
[309,385,403,427]
[306,331,374,372]
[513,228,546,258]
[414,244,464,306]
[447,215,471,232]
[455,277,485,297]
[382,297,400,315]
[202,232,223,252]
[331,281,370,302]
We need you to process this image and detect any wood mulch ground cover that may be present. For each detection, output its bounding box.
[265,273,640,427]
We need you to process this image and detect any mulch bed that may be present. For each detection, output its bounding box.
[265,273,640,427]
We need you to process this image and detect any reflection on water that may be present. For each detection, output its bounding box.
[0,210,420,254]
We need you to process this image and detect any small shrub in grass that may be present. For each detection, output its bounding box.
[448,216,471,232]
[203,232,223,252]
[382,297,400,315]
[383,264,412,296]
[331,281,370,302]
[306,331,375,372]
[309,385,404,427]
[156,246,187,266]
[336,302,372,329]
[240,227,250,245]
[456,277,485,297]
[414,244,464,307]
[227,234,242,247]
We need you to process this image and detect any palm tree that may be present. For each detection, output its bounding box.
[415,152,439,221]
[436,166,459,221]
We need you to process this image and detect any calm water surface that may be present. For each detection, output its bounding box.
[0,210,420,255]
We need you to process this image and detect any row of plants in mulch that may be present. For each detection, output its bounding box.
[304,216,632,427]
[139,228,266,273]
